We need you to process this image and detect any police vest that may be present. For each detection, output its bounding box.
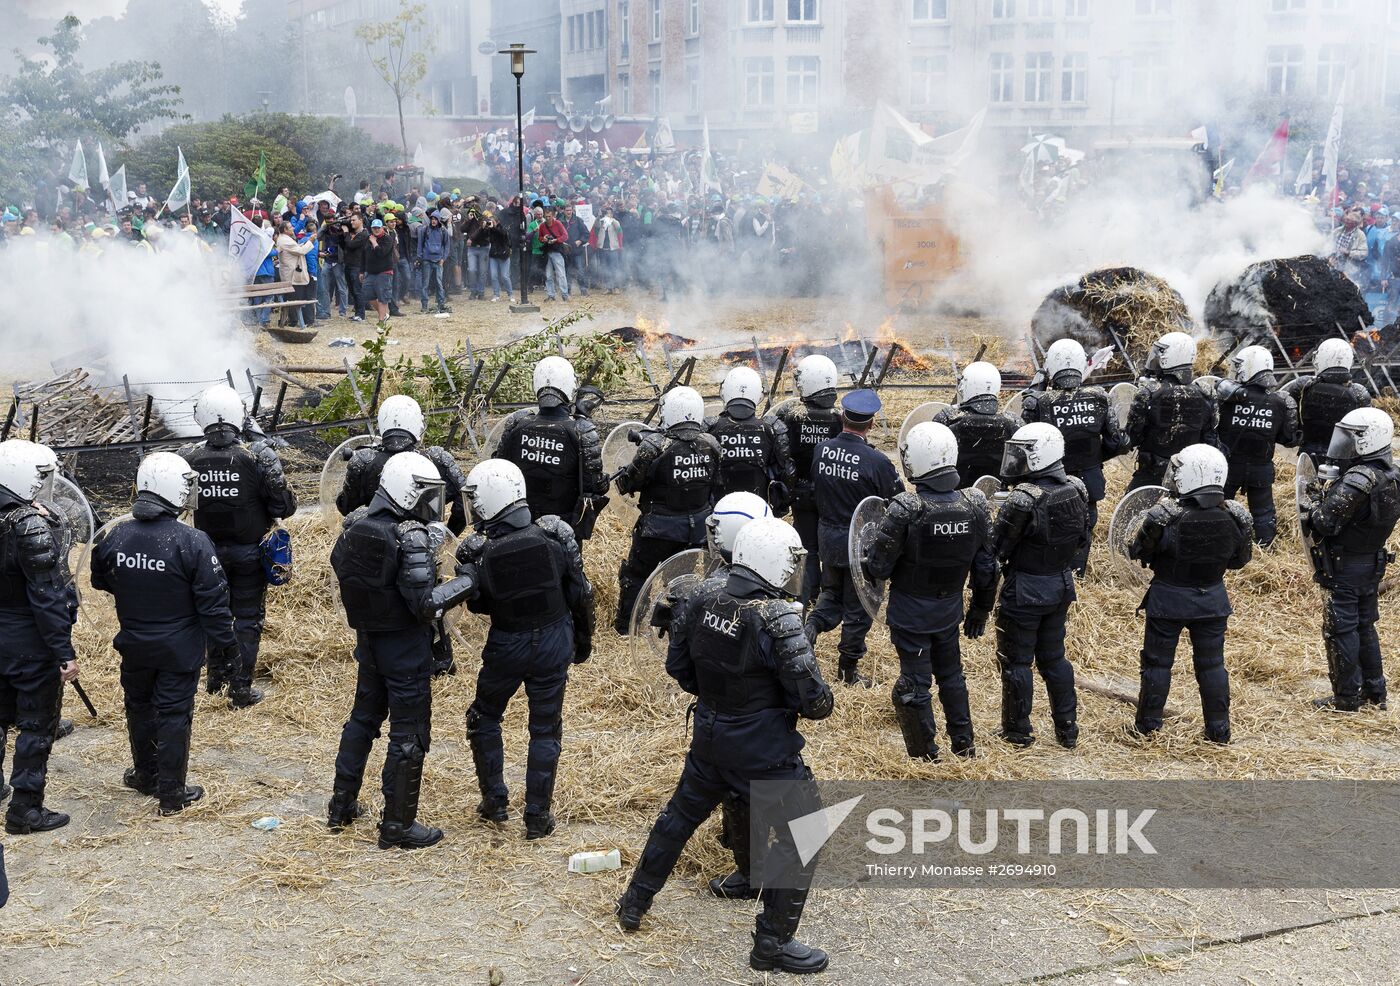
[640,436,719,514]
[691,594,787,716]
[1140,385,1213,458]
[1333,463,1400,555]
[784,403,842,487]
[186,444,270,545]
[1007,481,1087,575]
[508,415,580,518]
[1150,506,1243,588]
[949,411,1016,483]
[890,493,985,597]
[710,415,772,497]
[1041,390,1106,473]
[331,513,418,632]
[475,524,569,631]
[1300,379,1365,452]
[1219,387,1280,464]
[0,504,36,608]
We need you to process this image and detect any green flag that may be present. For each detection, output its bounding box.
[243,150,267,203]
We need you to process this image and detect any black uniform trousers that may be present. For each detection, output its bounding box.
[791,502,821,607]
[1074,467,1106,575]
[808,564,873,665]
[0,646,60,809]
[615,535,689,634]
[1322,554,1389,708]
[120,663,201,800]
[995,586,1077,738]
[1128,452,1169,492]
[466,618,572,813]
[890,621,973,751]
[207,542,267,692]
[333,627,434,806]
[1137,615,1230,738]
[1224,462,1277,547]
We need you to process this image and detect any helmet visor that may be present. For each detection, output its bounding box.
[1327,423,1363,463]
[1000,442,1032,479]
[783,545,807,599]
[34,464,56,504]
[411,478,447,523]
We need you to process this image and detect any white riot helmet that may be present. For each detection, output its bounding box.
[464,458,528,522]
[193,384,246,440]
[732,517,806,596]
[957,361,1001,405]
[1167,444,1227,497]
[1043,339,1088,389]
[900,421,958,483]
[706,491,771,560]
[659,386,705,429]
[1147,331,1197,376]
[533,355,578,408]
[0,439,55,503]
[793,354,838,399]
[721,366,763,412]
[1314,338,1356,374]
[1000,422,1065,479]
[1229,345,1274,385]
[378,394,425,442]
[1328,407,1395,462]
[379,451,447,523]
[136,451,199,511]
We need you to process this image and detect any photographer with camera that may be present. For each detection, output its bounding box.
[533,203,570,303]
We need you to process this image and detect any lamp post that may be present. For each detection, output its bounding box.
[499,43,537,312]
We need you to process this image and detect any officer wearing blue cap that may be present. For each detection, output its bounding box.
[804,389,902,686]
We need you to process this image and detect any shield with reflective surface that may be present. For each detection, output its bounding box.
[628,547,707,660]
[319,434,375,525]
[1107,485,1168,586]
[848,495,888,623]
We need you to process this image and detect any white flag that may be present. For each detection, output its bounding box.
[1322,78,1347,199]
[110,165,128,210]
[96,142,110,191]
[228,204,274,283]
[68,139,88,191]
[701,117,721,193]
[1294,146,1315,196]
[166,164,191,213]
[522,107,536,128]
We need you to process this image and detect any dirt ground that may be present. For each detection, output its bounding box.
[5,290,1400,985]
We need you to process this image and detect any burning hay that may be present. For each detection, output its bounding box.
[1032,267,1195,364]
[1203,255,1373,358]
[719,321,936,381]
[608,318,696,349]
[6,368,172,447]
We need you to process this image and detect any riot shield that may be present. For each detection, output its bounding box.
[628,547,707,661]
[1004,391,1024,420]
[1193,374,1222,399]
[485,408,534,456]
[1107,485,1167,586]
[973,475,1003,503]
[1294,453,1324,577]
[602,420,649,521]
[848,495,888,623]
[74,513,134,625]
[45,476,95,549]
[897,401,951,452]
[767,396,797,420]
[1108,382,1138,432]
[319,434,375,526]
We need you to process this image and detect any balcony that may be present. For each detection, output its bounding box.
[1025,22,1054,40]
[988,24,1014,41]
[743,26,776,42]
[786,25,821,43]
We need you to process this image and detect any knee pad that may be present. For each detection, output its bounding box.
[892,674,917,706]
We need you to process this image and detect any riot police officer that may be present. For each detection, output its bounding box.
[337,393,469,677]
[455,459,595,841]
[993,423,1091,748]
[494,356,609,541]
[1125,332,1220,490]
[862,422,997,760]
[613,386,723,634]
[705,366,795,509]
[327,452,477,850]
[1020,339,1128,572]
[0,440,79,834]
[771,355,844,605]
[1280,338,1372,461]
[805,389,903,686]
[91,452,240,816]
[1126,445,1253,743]
[179,384,297,707]
[1217,346,1297,547]
[934,361,1023,488]
[1300,408,1400,711]
[616,519,833,976]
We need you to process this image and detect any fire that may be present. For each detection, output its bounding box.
[608,315,696,348]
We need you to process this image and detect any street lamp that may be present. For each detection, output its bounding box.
[498,43,537,312]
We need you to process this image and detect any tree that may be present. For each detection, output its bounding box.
[355,0,434,165]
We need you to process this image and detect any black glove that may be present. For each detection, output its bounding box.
[573,631,593,664]
[649,597,674,637]
[769,481,792,518]
[431,623,457,677]
[963,609,988,640]
[626,428,642,444]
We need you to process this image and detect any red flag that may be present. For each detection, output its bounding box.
[1244,117,1289,186]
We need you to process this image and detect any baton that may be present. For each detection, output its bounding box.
[70,679,98,718]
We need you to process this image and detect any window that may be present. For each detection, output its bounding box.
[1317,44,1346,95]
[788,0,818,21]
[1134,0,1170,12]
[991,0,1016,16]
[745,56,775,105]
[912,0,948,18]
[1025,0,1052,15]
[619,1,629,58]
[1266,44,1303,95]
[1269,0,1304,10]
[686,60,701,111]
[688,0,700,34]
[1061,51,1086,101]
[990,52,1014,101]
[910,54,948,105]
[1024,52,1053,101]
[567,15,575,51]
[786,55,819,105]
[747,0,775,22]
[1131,49,1168,101]
[587,12,596,48]
[619,72,631,113]
[650,69,661,110]
[650,0,661,39]
[1388,50,1400,108]
[1064,0,1088,14]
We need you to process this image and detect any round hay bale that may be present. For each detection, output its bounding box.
[1203,255,1373,359]
[1031,267,1195,364]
